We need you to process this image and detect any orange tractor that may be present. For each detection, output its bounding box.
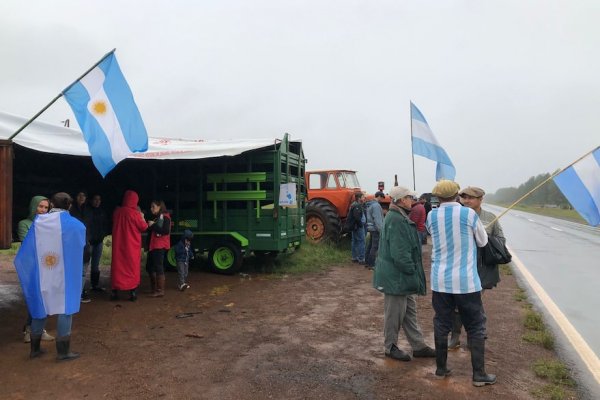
[305,170,391,242]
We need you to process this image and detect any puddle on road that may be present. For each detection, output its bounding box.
[210,285,231,296]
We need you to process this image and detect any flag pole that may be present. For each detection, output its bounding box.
[410,101,416,190]
[486,145,600,227]
[8,48,117,141]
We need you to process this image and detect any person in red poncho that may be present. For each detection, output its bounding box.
[110,190,148,301]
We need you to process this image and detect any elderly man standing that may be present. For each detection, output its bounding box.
[448,186,507,349]
[426,180,496,386]
[373,186,435,362]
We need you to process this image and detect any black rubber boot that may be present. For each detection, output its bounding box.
[56,336,80,361]
[434,336,451,378]
[471,338,496,386]
[29,334,46,359]
[110,289,119,301]
[129,289,137,302]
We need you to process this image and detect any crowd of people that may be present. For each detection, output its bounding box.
[13,189,194,361]
[14,181,505,385]
[354,180,505,387]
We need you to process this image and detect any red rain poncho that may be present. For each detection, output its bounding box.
[110,190,148,290]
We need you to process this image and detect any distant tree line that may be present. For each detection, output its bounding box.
[487,171,571,208]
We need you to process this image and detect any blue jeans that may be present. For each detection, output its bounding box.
[31,314,73,337]
[351,227,366,262]
[417,230,427,246]
[90,242,103,275]
[177,261,189,286]
[432,291,486,341]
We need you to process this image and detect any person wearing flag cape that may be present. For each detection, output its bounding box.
[14,192,86,361]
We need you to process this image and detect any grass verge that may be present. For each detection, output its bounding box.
[493,203,585,224]
[516,289,577,398]
[0,242,20,256]
[248,239,351,276]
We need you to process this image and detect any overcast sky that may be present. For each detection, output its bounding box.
[1,1,599,195]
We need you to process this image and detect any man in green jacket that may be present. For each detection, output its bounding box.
[373,186,435,361]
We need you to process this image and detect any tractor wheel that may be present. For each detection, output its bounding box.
[209,241,243,275]
[306,199,342,243]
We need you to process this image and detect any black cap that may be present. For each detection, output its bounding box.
[375,191,385,198]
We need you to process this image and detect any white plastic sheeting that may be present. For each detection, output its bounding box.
[0,111,284,160]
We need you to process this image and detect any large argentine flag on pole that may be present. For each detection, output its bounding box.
[411,102,456,181]
[553,146,600,226]
[14,212,85,318]
[63,52,148,177]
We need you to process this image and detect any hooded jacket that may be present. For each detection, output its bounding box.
[111,190,148,290]
[17,196,49,241]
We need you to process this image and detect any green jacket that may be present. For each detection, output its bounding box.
[17,195,48,241]
[372,205,426,296]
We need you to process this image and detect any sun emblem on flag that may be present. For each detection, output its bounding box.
[41,252,60,269]
[91,100,107,116]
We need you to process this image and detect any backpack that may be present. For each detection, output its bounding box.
[343,202,363,232]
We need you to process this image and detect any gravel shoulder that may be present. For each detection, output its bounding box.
[0,245,576,399]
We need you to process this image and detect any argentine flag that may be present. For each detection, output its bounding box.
[553,146,600,226]
[411,102,456,181]
[63,52,148,177]
[14,212,85,318]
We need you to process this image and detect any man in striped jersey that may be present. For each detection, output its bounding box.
[425,180,496,386]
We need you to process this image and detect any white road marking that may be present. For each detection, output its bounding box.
[551,227,563,232]
[510,250,600,384]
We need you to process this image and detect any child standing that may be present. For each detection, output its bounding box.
[175,230,194,291]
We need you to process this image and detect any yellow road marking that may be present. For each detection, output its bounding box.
[510,251,600,384]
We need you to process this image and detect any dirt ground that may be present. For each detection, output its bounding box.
[0,245,575,399]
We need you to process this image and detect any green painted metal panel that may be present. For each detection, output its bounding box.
[207,172,267,183]
[207,190,267,201]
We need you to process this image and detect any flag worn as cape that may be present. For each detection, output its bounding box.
[14,211,86,318]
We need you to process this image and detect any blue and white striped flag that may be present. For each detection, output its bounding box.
[14,212,86,318]
[63,52,148,177]
[553,146,600,226]
[411,102,456,181]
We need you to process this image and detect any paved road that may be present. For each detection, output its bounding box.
[485,204,600,396]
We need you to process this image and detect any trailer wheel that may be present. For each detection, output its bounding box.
[166,247,176,267]
[306,199,341,243]
[209,241,243,275]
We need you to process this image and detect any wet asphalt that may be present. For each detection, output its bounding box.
[486,204,600,398]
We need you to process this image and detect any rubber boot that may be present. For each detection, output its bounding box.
[56,335,80,361]
[471,338,496,386]
[145,273,157,294]
[129,289,137,302]
[29,334,46,359]
[434,336,451,378]
[448,311,461,349]
[150,275,165,297]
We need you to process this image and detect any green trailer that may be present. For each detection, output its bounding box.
[152,134,306,274]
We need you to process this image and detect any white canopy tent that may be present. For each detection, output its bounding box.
[0,110,284,160]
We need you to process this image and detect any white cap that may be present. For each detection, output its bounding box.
[389,186,417,202]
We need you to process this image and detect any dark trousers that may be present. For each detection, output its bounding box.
[432,291,486,341]
[146,249,166,275]
[366,230,380,267]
